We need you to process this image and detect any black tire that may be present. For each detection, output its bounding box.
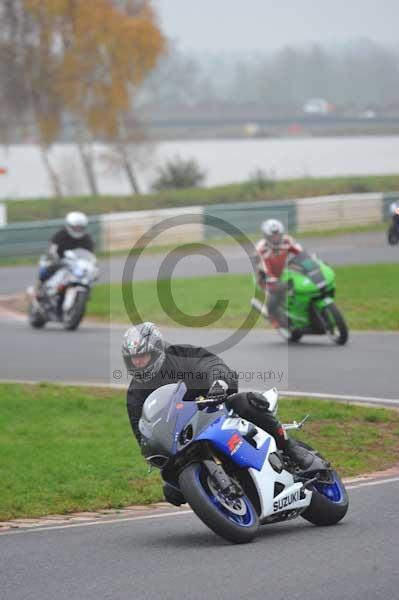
[28,303,46,329]
[178,462,259,544]
[64,290,87,331]
[301,469,349,526]
[322,303,349,345]
[289,330,303,343]
[388,225,399,245]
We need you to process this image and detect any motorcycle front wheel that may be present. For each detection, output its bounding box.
[64,290,88,331]
[322,303,349,345]
[179,462,259,544]
[28,302,46,329]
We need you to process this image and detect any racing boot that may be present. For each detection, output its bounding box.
[163,483,186,507]
[283,438,313,470]
[34,280,45,300]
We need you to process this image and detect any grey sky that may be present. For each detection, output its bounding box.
[154,0,399,53]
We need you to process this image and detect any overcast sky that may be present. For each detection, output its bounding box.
[153,0,398,53]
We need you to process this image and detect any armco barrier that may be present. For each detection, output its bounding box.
[0,217,102,258]
[1,191,396,258]
[101,206,204,252]
[296,193,384,232]
[203,200,296,238]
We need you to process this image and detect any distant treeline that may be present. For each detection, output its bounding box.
[138,39,399,110]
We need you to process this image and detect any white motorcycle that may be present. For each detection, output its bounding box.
[27,248,99,331]
[139,382,349,544]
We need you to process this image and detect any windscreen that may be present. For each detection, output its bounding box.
[72,248,96,263]
[140,382,190,457]
[288,251,320,274]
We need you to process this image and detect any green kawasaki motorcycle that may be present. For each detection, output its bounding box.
[252,251,349,345]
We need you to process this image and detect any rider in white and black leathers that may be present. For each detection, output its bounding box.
[37,212,94,287]
[123,322,313,505]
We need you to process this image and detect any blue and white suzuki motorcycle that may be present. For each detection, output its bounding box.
[139,382,349,544]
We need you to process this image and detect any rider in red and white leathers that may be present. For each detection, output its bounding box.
[255,219,303,327]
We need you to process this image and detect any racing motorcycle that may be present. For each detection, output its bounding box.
[387,218,399,245]
[139,382,349,544]
[27,248,99,331]
[251,250,349,345]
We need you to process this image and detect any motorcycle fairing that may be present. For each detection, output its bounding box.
[196,420,312,519]
[195,418,271,471]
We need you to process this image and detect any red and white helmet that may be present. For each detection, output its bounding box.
[261,219,285,249]
[65,212,88,239]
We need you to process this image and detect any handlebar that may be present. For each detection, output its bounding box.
[195,393,234,407]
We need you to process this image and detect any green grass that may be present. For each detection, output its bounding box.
[1,382,398,521]
[0,383,160,521]
[5,174,399,222]
[88,263,399,330]
[334,263,399,330]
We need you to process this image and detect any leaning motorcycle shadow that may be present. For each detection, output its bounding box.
[254,337,350,349]
[128,517,348,549]
[27,322,107,334]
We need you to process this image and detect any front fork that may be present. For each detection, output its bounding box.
[312,297,334,332]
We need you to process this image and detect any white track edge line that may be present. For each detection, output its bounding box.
[2,477,399,536]
[346,476,399,490]
[0,510,193,536]
[281,390,399,406]
[2,380,397,405]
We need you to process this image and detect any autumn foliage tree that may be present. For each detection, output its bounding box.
[0,0,166,197]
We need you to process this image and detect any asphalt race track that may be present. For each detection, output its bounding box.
[1,477,398,600]
[1,230,398,295]
[0,320,397,400]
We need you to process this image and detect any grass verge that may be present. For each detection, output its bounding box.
[1,382,398,521]
[88,263,399,330]
[5,174,399,222]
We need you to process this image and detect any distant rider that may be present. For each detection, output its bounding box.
[390,201,399,225]
[36,211,94,294]
[255,219,303,327]
[122,322,313,505]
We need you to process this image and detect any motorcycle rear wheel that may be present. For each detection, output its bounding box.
[179,462,259,544]
[301,469,349,526]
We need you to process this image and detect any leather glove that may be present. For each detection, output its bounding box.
[226,391,270,412]
[247,391,270,411]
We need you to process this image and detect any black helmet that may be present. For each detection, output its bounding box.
[122,322,166,382]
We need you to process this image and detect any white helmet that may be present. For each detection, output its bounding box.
[261,219,285,249]
[65,212,88,239]
[390,202,399,216]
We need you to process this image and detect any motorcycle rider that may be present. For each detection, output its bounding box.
[390,201,399,224]
[255,219,303,328]
[122,322,313,506]
[36,211,94,295]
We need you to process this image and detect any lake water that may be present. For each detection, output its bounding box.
[0,136,398,200]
